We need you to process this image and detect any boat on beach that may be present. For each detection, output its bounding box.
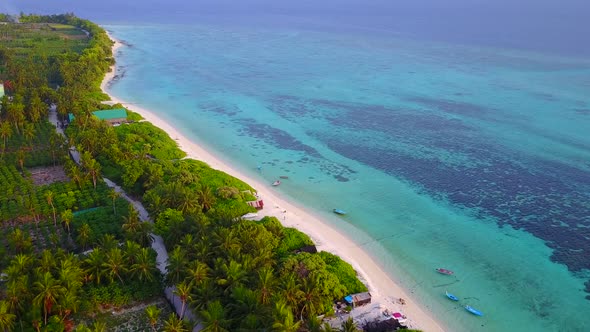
[445,291,459,301]
[465,305,483,316]
[436,268,454,275]
[333,209,347,215]
[272,180,281,186]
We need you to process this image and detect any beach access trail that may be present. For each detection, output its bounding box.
[48,106,200,328]
[101,30,446,332]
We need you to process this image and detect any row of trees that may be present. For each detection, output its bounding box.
[0,233,162,330]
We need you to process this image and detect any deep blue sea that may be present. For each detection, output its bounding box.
[103,23,590,331]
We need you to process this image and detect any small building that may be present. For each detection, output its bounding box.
[247,199,264,210]
[68,108,128,125]
[295,245,318,254]
[344,292,372,308]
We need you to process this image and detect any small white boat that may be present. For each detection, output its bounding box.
[272,180,281,186]
[333,209,347,215]
[241,213,259,219]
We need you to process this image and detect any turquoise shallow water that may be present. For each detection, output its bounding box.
[106,23,590,331]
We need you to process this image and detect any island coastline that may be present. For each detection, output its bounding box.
[101,30,446,332]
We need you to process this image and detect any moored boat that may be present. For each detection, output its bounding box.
[272,180,281,186]
[333,209,347,215]
[465,305,483,316]
[436,268,454,275]
[445,291,459,301]
[279,175,289,179]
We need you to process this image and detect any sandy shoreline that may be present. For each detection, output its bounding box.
[101,31,445,332]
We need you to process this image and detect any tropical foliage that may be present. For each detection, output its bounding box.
[0,12,369,332]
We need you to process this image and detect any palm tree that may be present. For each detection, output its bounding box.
[214,228,240,253]
[174,281,193,320]
[28,91,46,123]
[33,272,65,325]
[200,301,230,332]
[8,229,32,255]
[279,273,303,309]
[228,286,263,329]
[185,260,209,286]
[81,152,100,189]
[92,321,107,332]
[16,148,27,172]
[8,254,33,279]
[58,257,84,291]
[215,259,247,293]
[197,185,216,212]
[306,316,323,332]
[0,120,13,153]
[98,234,118,251]
[44,190,57,227]
[272,301,300,332]
[0,301,16,332]
[73,323,92,331]
[178,189,199,214]
[122,207,142,236]
[23,122,35,143]
[108,189,119,215]
[145,305,161,332]
[26,193,40,225]
[130,248,158,282]
[83,249,105,284]
[57,289,79,321]
[68,164,87,189]
[141,143,152,160]
[6,96,25,134]
[123,240,142,265]
[257,267,276,305]
[61,209,74,235]
[322,322,337,332]
[102,247,127,284]
[39,249,57,274]
[138,222,154,247]
[49,134,64,166]
[4,276,29,316]
[165,246,187,286]
[300,276,322,320]
[339,317,360,332]
[163,313,188,332]
[76,223,92,251]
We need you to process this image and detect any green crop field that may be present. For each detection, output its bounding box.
[0,22,89,58]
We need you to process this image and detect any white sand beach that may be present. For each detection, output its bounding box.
[102,32,446,332]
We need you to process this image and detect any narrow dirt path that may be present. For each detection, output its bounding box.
[48,110,200,329]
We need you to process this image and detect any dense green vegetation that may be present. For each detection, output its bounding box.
[0,13,169,331]
[0,12,373,332]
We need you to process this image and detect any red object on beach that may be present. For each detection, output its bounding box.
[436,268,454,275]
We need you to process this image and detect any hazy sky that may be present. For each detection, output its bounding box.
[2,0,589,56]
